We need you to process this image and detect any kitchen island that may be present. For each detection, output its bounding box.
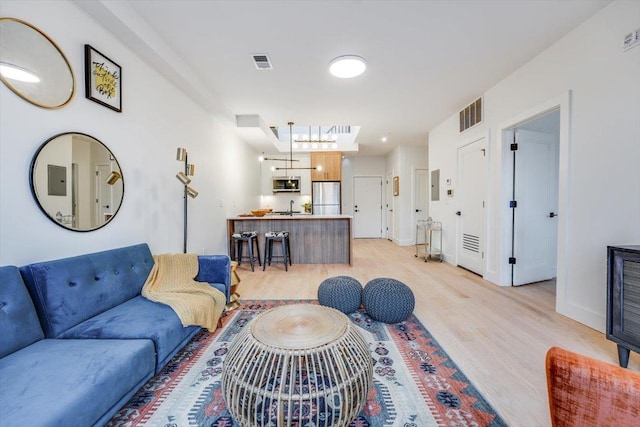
[227,214,353,265]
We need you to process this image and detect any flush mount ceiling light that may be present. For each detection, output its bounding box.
[329,55,366,78]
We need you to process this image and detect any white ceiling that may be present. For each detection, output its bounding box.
[86,0,611,157]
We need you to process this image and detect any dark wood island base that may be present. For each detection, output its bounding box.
[227,215,353,265]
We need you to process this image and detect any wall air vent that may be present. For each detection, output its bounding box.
[459,97,482,133]
[252,54,272,70]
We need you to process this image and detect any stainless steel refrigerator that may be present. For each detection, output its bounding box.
[312,182,341,215]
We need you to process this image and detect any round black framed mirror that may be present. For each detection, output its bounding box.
[0,17,75,109]
[30,132,124,232]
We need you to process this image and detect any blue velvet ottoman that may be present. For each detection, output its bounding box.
[317,276,363,314]
[362,278,415,323]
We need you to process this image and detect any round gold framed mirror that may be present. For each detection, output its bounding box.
[30,133,124,232]
[0,17,75,108]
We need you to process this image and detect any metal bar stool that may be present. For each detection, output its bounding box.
[263,231,291,271]
[231,231,261,272]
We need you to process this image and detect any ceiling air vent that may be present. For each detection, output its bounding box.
[252,54,272,70]
[459,97,482,133]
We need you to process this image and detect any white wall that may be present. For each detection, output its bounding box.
[342,155,386,216]
[428,0,640,331]
[385,145,429,245]
[32,134,73,223]
[258,153,313,212]
[0,0,259,265]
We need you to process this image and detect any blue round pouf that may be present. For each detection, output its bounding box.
[317,276,363,314]
[362,278,415,323]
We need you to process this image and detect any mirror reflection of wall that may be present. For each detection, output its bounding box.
[30,133,124,231]
[0,17,75,108]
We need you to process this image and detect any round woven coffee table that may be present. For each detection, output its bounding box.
[222,304,372,427]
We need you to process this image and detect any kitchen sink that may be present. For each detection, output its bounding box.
[272,211,301,215]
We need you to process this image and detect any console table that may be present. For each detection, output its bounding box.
[607,245,640,367]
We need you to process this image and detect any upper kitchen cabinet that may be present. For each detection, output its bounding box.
[311,152,342,181]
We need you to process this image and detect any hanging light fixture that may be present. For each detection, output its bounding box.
[274,122,319,172]
[294,125,338,144]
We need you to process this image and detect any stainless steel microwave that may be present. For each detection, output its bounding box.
[272,176,301,193]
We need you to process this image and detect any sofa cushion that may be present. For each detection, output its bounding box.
[0,338,155,427]
[196,255,231,301]
[58,295,199,372]
[19,244,154,338]
[0,266,44,358]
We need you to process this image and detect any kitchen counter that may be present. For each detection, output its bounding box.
[227,215,352,265]
[231,214,352,220]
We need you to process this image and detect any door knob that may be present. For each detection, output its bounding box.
[455,211,461,216]
[549,212,557,218]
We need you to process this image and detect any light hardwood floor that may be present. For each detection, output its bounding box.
[234,238,639,427]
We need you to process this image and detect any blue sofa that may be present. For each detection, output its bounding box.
[0,244,231,427]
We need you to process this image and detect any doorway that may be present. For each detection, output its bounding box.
[71,163,79,228]
[385,172,394,241]
[353,176,383,238]
[508,110,560,286]
[414,168,429,224]
[95,163,112,227]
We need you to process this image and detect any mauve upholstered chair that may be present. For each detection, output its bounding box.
[545,346,640,427]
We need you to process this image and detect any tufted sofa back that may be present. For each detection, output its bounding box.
[20,244,155,338]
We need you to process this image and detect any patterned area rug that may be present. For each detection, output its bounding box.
[108,300,507,426]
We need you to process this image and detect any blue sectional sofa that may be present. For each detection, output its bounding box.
[0,244,231,427]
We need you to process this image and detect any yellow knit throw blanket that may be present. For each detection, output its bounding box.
[142,253,226,331]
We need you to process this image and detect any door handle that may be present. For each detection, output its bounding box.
[102,205,110,209]
[416,209,422,212]
[549,212,557,218]
[455,211,461,216]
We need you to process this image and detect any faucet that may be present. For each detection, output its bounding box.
[289,200,294,216]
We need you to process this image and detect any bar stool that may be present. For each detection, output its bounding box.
[231,231,261,272]
[263,231,291,271]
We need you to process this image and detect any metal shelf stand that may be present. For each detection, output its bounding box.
[414,219,443,262]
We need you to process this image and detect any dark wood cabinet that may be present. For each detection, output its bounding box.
[607,245,640,367]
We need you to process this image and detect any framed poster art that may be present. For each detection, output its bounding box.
[84,44,121,112]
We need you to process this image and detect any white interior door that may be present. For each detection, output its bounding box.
[71,163,79,228]
[354,176,383,238]
[385,172,394,240]
[414,168,429,223]
[512,129,559,285]
[95,164,112,226]
[457,139,487,275]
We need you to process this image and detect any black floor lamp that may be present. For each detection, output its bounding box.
[175,147,198,253]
